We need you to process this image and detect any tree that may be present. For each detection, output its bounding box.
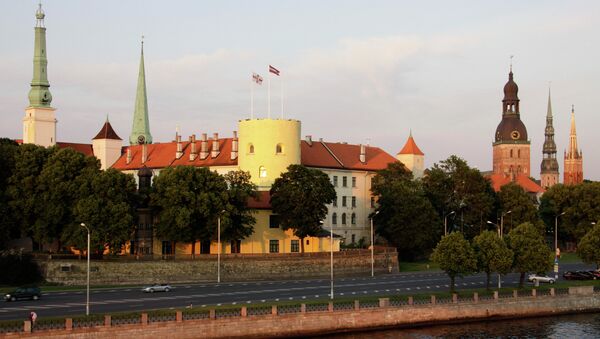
[0,139,19,249]
[62,169,138,254]
[577,223,600,268]
[539,184,572,241]
[430,232,477,292]
[150,166,228,256]
[423,156,495,239]
[270,164,336,253]
[221,170,258,253]
[506,222,552,287]
[473,230,513,290]
[372,162,440,260]
[497,182,542,233]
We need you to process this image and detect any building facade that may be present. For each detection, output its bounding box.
[564,106,584,185]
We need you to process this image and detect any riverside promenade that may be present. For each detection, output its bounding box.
[1,286,599,338]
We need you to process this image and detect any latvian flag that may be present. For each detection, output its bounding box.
[252,73,263,85]
[269,65,280,76]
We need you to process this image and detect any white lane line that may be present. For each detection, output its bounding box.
[125,289,132,291]
[246,301,251,304]
[352,292,356,295]
[232,302,237,305]
[302,296,306,299]
[288,297,294,300]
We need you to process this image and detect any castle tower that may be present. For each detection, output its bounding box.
[129,40,153,145]
[563,105,583,185]
[22,4,57,147]
[237,119,301,189]
[492,67,530,179]
[540,88,559,188]
[396,131,425,178]
[92,117,123,170]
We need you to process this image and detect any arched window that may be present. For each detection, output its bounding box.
[259,166,267,178]
[341,213,347,225]
[518,149,521,158]
[248,144,254,154]
[351,213,356,225]
[276,143,283,154]
[332,213,337,225]
[510,149,513,158]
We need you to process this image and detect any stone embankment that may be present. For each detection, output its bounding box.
[2,286,599,338]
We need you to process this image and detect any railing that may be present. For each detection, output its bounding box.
[2,286,598,335]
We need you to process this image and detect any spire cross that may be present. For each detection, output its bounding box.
[572,104,575,112]
[509,55,514,72]
[141,35,145,46]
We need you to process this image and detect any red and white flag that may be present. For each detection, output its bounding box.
[252,73,263,85]
[269,65,280,76]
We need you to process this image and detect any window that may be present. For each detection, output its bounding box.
[352,177,356,187]
[351,234,356,244]
[351,213,356,224]
[259,166,267,178]
[518,149,521,158]
[370,197,375,208]
[332,197,337,207]
[333,176,338,187]
[351,196,356,208]
[276,143,283,154]
[269,240,279,253]
[332,213,337,225]
[510,149,513,158]
[342,176,348,187]
[248,144,254,154]
[342,196,347,207]
[269,214,280,228]
[291,240,299,253]
[341,213,347,225]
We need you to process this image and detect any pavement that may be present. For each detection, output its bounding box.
[0,262,594,321]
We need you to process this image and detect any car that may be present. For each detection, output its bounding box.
[527,274,555,284]
[4,287,41,302]
[588,270,600,280]
[577,271,596,280]
[563,271,590,280]
[141,284,173,293]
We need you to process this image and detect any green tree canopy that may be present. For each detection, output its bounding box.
[372,162,440,261]
[270,164,336,253]
[423,155,495,239]
[221,170,258,253]
[473,230,513,290]
[577,223,600,268]
[497,182,542,233]
[430,232,477,292]
[506,222,553,287]
[62,169,138,254]
[0,139,19,249]
[151,166,229,256]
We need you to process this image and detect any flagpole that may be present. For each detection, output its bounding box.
[268,75,271,119]
[280,76,284,119]
[250,75,254,119]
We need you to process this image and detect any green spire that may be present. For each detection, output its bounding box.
[28,3,52,108]
[129,39,152,145]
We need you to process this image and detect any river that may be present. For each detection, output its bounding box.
[314,312,600,338]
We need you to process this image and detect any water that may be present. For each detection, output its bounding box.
[314,312,600,338]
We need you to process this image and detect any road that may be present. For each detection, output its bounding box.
[0,262,594,321]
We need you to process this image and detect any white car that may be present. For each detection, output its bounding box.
[528,274,555,284]
[141,284,173,293]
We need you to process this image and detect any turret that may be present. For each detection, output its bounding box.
[396,130,425,178]
[92,117,123,170]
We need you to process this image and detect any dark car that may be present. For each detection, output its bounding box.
[563,271,592,280]
[4,287,41,302]
[588,270,600,280]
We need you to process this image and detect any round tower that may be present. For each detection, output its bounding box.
[237,119,301,189]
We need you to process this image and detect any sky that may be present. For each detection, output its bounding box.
[1,1,599,180]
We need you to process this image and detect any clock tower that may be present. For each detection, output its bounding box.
[129,39,153,145]
[492,67,531,179]
[23,4,57,147]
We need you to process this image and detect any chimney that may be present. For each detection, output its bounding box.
[176,134,183,159]
[189,134,198,161]
[211,133,220,158]
[142,143,147,164]
[360,144,366,163]
[231,131,238,160]
[306,135,312,146]
[200,133,209,159]
[319,138,323,142]
[126,148,132,165]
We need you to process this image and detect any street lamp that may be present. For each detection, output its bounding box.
[330,221,334,300]
[370,211,380,277]
[444,211,455,236]
[486,220,500,236]
[500,210,511,238]
[553,212,566,279]
[217,210,225,284]
[80,223,90,316]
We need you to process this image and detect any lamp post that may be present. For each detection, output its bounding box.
[330,221,334,300]
[80,223,90,316]
[444,211,455,236]
[500,210,511,238]
[554,212,566,279]
[370,211,380,277]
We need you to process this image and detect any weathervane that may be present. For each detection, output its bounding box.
[509,55,514,72]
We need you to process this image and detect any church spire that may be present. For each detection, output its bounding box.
[540,86,559,189]
[28,3,52,108]
[564,105,583,185]
[129,38,153,145]
[568,105,579,154]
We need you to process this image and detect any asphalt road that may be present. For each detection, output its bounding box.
[0,262,595,321]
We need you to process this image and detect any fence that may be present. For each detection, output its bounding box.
[1,286,598,335]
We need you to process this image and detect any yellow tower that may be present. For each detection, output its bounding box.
[238,118,301,189]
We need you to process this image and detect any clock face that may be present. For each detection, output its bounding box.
[41,91,49,102]
[511,130,520,140]
[137,135,146,144]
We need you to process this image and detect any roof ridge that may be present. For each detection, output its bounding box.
[320,141,345,168]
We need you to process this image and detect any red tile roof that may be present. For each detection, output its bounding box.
[56,142,94,157]
[93,121,122,140]
[487,173,544,194]
[170,138,237,167]
[301,141,398,171]
[248,191,271,209]
[398,135,424,155]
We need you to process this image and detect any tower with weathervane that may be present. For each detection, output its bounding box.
[22,4,57,147]
[540,88,559,188]
[129,40,153,145]
[492,66,531,179]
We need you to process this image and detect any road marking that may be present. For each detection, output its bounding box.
[340,293,344,296]
[232,302,237,305]
[385,289,390,292]
[261,300,266,303]
[246,301,251,304]
[217,303,222,306]
[352,292,356,295]
[396,289,400,291]
[375,290,379,293]
[302,296,306,299]
[315,295,319,298]
[275,298,279,301]
[426,286,431,289]
[125,289,132,291]
[288,297,293,300]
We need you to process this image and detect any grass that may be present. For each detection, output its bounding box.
[399,261,439,272]
[557,252,581,264]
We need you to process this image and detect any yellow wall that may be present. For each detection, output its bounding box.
[238,118,301,189]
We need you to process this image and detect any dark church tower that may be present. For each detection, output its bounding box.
[540,89,559,188]
[492,67,531,179]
